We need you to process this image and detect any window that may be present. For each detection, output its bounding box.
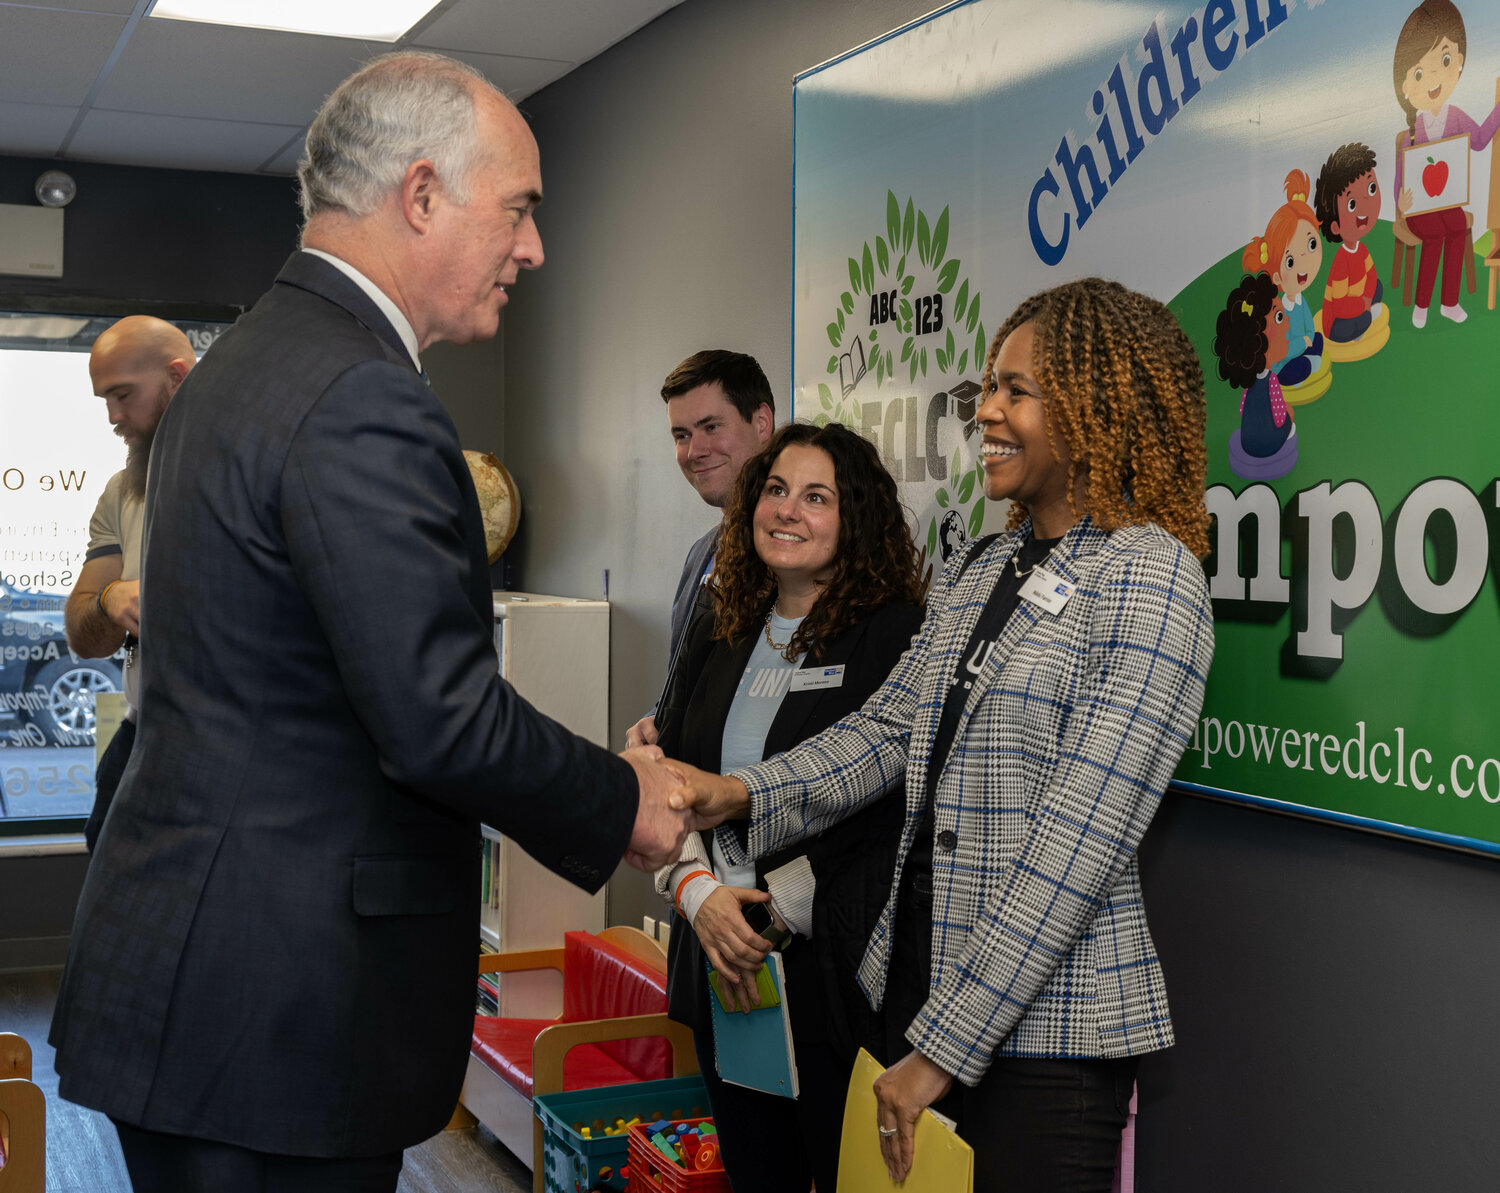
[0,312,231,834]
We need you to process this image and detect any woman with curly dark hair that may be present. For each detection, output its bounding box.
[670,278,1216,1193]
[653,420,925,1193]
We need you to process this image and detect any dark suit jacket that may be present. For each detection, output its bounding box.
[647,525,717,719]
[49,252,638,1157]
[669,527,718,663]
[656,601,920,1048]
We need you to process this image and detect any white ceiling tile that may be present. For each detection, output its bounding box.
[414,0,677,63]
[427,48,573,101]
[94,18,384,125]
[0,7,129,106]
[0,0,687,173]
[8,0,139,13]
[67,108,306,173]
[0,101,78,156]
[261,135,307,176]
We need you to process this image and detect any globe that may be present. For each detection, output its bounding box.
[463,450,521,563]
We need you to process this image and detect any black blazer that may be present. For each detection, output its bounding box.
[49,253,638,1158]
[657,600,921,1048]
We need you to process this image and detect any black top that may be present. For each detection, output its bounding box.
[656,600,922,1047]
[909,534,1062,878]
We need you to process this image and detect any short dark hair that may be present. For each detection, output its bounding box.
[660,349,775,423]
[1314,142,1378,243]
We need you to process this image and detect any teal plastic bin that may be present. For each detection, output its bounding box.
[534,1075,709,1193]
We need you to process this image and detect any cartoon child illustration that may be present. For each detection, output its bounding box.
[1242,170,1323,386]
[1214,274,1298,481]
[1314,143,1389,345]
[1393,0,1500,327]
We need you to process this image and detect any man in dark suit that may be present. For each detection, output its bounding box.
[623,351,773,750]
[49,51,688,1193]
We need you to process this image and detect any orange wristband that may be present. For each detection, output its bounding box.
[674,868,714,912]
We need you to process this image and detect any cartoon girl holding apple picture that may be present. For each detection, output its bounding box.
[1241,170,1324,386]
[1393,0,1500,327]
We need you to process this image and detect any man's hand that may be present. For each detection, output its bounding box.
[873,1049,955,1183]
[663,757,751,828]
[621,746,689,871]
[624,714,658,750]
[693,885,772,1013]
[101,579,142,635]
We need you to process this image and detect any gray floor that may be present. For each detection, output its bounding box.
[0,968,532,1193]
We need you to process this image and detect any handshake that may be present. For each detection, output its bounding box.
[619,746,749,871]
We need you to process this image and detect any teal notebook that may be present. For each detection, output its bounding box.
[705,952,799,1099]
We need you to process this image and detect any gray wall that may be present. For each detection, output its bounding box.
[1136,794,1500,1189]
[502,0,942,931]
[0,155,299,310]
[501,1,1500,1190]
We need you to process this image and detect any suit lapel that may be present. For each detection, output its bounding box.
[763,617,870,756]
[274,251,414,371]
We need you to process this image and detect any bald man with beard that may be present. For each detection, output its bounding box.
[65,315,195,851]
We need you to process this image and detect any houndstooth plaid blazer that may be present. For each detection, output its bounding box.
[735,517,1214,1086]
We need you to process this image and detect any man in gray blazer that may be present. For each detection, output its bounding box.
[49,51,687,1193]
[624,350,773,749]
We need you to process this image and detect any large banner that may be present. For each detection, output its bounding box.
[792,0,1500,854]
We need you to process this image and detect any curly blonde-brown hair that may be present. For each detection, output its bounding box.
[982,277,1210,558]
[711,422,926,661]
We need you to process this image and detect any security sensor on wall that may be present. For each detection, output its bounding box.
[0,173,71,277]
[34,171,76,209]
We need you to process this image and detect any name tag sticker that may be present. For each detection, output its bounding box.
[1020,567,1074,614]
[790,664,846,692]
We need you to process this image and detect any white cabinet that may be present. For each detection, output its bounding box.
[481,592,609,1017]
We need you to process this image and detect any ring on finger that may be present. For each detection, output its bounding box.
[878,1126,898,1138]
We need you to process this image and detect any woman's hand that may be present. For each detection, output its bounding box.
[1398,186,1413,214]
[624,713,658,750]
[664,758,751,827]
[693,885,773,1013]
[873,1049,954,1183]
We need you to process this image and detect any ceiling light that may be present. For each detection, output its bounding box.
[148,0,441,42]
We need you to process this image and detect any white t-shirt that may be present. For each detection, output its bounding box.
[84,470,144,708]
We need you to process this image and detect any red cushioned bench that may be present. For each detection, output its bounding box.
[455,926,697,1193]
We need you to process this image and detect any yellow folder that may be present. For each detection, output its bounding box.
[836,1048,973,1193]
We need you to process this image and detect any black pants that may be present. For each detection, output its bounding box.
[113,1120,403,1193]
[882,857,1138,1193]
[85,715,135,852]
[691,1011,849,1193]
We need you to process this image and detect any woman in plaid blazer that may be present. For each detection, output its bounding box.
[671,278,1215,1191]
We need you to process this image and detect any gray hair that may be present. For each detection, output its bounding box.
[298,51,500,220]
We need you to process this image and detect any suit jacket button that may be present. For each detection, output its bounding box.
[936,830,957,851]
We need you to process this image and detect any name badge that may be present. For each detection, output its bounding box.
[790,664,846,692]
[1020,566,1075,614]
